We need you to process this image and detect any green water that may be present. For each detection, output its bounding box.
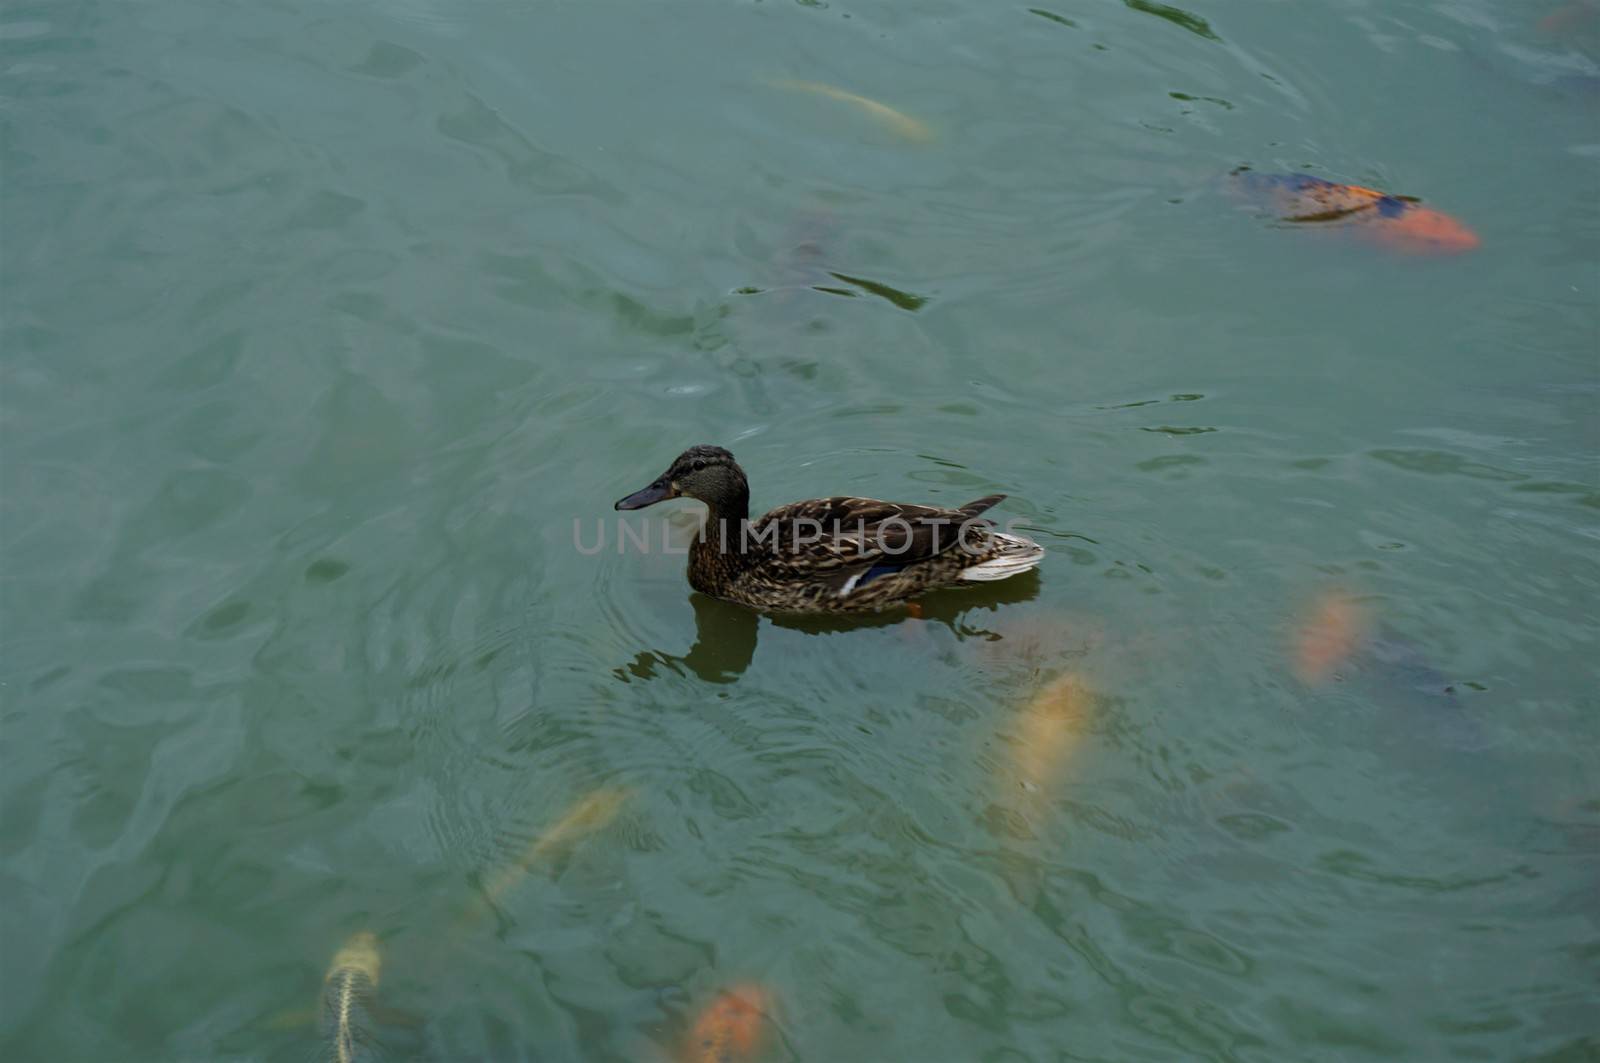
[3,0,1597,1058]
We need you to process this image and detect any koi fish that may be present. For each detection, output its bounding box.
[1232,170,1480,254]
[1292,589,1370,685]
[1293,589,1476,699]
[1013,672,1094,791]
[683,984,772,1063]
[478,787,631,909]
[771,79,934,142]
[322,932,382,1063]
[1291,594,1497,778]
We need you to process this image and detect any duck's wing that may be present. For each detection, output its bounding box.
[751,494,1007,590]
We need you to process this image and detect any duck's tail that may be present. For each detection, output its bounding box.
[958,494,1006,519]
[959,532,1045,582]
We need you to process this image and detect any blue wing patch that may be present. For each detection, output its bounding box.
[840,561,911,595]
[857,562,907,586]
[1375,195,1409,219]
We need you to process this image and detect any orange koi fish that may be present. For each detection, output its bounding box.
[1233,170,1479,254]
[1292,590,1371,685]
[683,984,772,1063]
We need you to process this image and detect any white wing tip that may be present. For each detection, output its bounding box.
[959,533,1044,582]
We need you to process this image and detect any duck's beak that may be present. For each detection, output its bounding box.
[614,479,675,510]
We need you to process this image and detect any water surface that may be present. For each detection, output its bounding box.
[2,0,1597,1059]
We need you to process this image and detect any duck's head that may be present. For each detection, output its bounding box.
[614,445,749,513]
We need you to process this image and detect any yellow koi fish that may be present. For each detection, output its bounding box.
[1013,672,1094,791]
[322,931,382,1063]
[478,787,632,909]
[772,79,934,142]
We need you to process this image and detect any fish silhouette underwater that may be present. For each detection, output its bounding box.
[460,786,632,927]
[682,984,774,1063]
[770,80,934,142]
[321,932,383,1063]
[1290,590,1493,755]
[1231,169,1480,254]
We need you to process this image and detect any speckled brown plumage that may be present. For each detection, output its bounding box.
[615,445,1044,615]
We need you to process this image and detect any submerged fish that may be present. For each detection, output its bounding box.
[1012,672,1095,792]
[771,79,934,142]
[322,932,382,1063]
[1291,591,1466,699]
[1292,590,1370,685]
[1362,630,1461,701]
[478,787,631,909]
[683,983,773,1063]
[1289,593,1500,769]
[1232,170,1480,254]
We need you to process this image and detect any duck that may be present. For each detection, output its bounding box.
[613,445,1045,614]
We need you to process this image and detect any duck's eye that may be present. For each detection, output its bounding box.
[692,459,706,472]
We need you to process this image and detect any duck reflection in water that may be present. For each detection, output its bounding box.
[613,572,1042,685]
